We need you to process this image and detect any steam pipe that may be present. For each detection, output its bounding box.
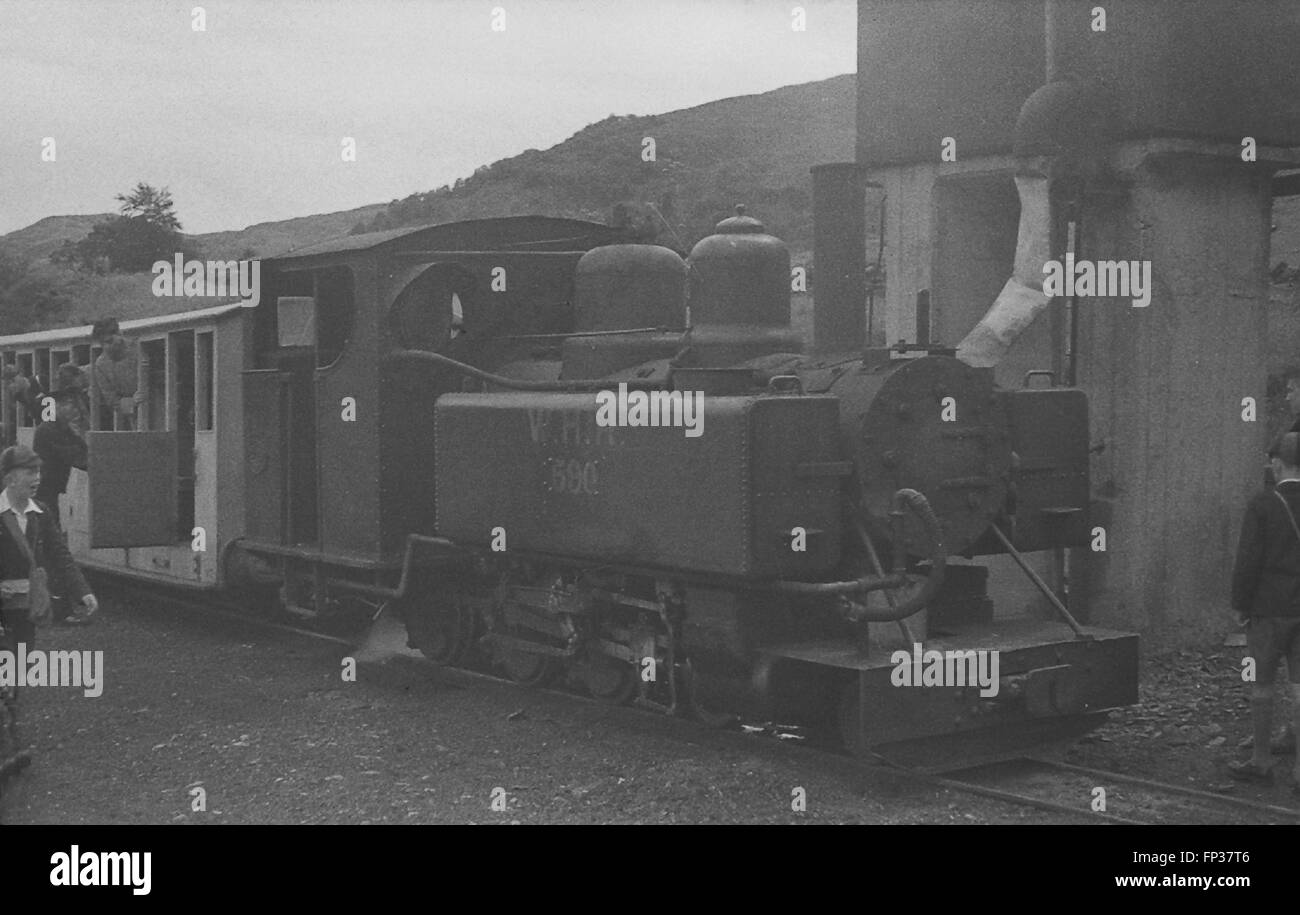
[770,489,946,620]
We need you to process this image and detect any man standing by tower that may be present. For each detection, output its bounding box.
[1230,431,1300,787]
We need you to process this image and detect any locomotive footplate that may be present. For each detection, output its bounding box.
[756,619,1138,767]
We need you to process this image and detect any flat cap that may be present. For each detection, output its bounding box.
[90,317,121,342]
[0,445,41,476]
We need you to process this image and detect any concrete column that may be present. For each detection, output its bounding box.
[1078,143,1272,643]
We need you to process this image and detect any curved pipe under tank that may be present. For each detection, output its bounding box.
[771,488,946,621]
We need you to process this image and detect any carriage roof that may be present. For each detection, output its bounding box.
[0,301,248,349]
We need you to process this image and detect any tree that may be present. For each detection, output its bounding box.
[116,182,183,230]
[49,182,199,273]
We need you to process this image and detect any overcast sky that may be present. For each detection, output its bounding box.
[0,0,856,236]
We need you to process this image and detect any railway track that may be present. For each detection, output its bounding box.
[93,576,1300,824]
[874,755,1300,825]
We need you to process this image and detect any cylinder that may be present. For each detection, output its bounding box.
[811,163,869,353]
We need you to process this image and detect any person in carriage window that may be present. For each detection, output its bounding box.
[90,318,147,431]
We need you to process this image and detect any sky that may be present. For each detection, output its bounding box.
[0,0,856,236]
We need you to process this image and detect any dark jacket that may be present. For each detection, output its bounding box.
[32,419,88,496]
[1263,417,1300,488]
[0,501,90,601]
[1232,479,1300,617]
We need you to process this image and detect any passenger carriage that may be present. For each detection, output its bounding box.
[0,303,251,589]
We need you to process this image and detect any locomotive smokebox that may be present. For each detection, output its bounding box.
[810,162,870,353]
[813,353,1012,558]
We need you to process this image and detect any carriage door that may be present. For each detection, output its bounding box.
[87,337,178,547]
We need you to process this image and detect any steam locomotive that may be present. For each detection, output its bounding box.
[0,198,1137,762]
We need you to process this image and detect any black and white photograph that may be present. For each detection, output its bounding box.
[1,0,1298,884]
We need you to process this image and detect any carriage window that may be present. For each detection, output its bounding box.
[2,352,14,444]
[171,330,196,540]
[89,345,106,430]
[17,353,34,427]
[35,348,50,397]
[315,266,355,368]
[277,297,315,348]
[197,332,214,431]
[141,339,167,431]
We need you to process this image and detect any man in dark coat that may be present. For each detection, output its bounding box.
[32,391,90,627]
[1230,431,1300,785]
[1251,368,1300,751]
[0,445,97,777]
[32,389,88,522]
[0,446,97,643]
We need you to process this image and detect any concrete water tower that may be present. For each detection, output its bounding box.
[853,0,1300,643]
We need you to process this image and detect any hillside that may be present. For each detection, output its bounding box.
[193,204,389,260]
[356,74,857,258]
[0,214,115,264]
[0,204,390,267]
